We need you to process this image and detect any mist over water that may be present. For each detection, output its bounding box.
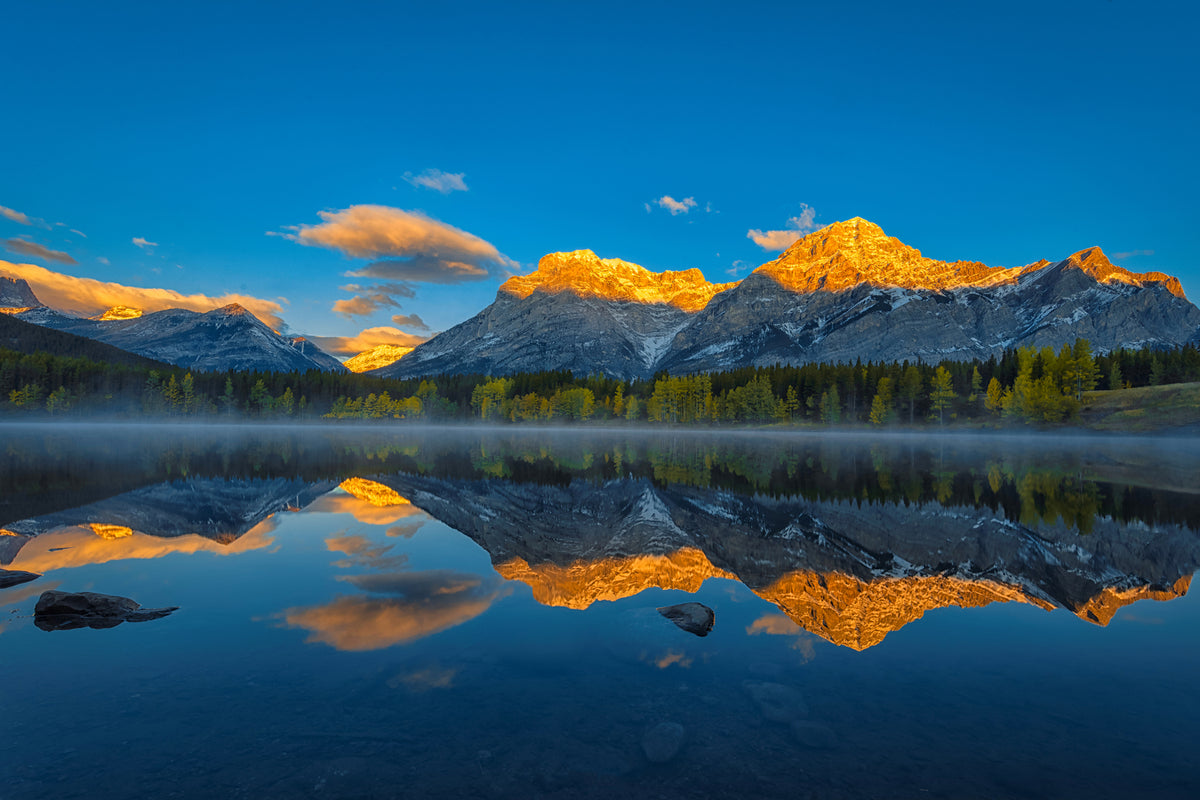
[2,424,1197,799]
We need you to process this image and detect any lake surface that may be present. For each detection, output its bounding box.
[2,423,1198,799]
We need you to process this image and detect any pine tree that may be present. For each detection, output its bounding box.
[928,366,956,425]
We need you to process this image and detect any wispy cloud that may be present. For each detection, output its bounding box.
[0,205,48,228]
[3,238,77,265]
[132,236,158,250]
[403,168,469,194]
[69,229,87,238]
[0,259,286,327]
[655,195,698,216]
[725,259,754,277]
[331,282,415,318]
[279,205,514,287]
[305,325,429,356]
[390,313,430,332]
[747,204,819,251]
[96,256,110,265]
[1112,249,1155,259]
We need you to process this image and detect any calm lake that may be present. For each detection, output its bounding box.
[2,424,1198,799]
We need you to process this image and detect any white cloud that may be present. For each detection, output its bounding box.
[96,257,110,265]
[132,237,158,250]
[655,195,698,216]
[1112,249,1155,259]
[747,204,819,251]
[69,229,87,238]
[403,169,469,194]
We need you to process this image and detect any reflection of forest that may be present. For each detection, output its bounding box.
[3,428,1198,532]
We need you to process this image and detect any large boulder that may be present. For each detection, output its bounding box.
[657,602,715,637]
[33,590,178,631]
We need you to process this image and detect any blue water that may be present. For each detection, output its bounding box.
[2,425,1197,799]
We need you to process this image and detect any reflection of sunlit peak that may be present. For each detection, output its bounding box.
[88,523,134,540]
[1073,575,1191,626]
[495,548,737,609]
[338,478,412,507]
[0,528,19,536]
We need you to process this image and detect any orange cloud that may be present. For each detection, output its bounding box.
[746,613,817,660]
[0,259,287,328]
[4,238,76,265]
[747,205,819,251]
[307,485,428,526]
[281,204,514,283]
[5,519,277,573]
[280,571,506,651]
[305,325,429,356]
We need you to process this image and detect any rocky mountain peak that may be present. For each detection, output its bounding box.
[0,276,45,312]
[345,343,414,373]
[94,306,143,321]
[501,249,734,312]
[759,218,1014,293]
[1062,247,1185,298]
[215,303,249,316]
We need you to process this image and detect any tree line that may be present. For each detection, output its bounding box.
[3,340,1199,426]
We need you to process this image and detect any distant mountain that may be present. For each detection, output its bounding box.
[1,278,345,373]
[347,343,413,373]
[0,309,170,369]
[380,220,1200,380]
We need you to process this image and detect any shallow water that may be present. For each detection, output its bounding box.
[2,424,1198,799]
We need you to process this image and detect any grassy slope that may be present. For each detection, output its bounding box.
[1078,382,1200,433]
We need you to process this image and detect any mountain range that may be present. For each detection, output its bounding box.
[381,218,1200,380]
[2,276,345,373]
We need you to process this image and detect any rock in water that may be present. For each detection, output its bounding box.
[34,590,178,631]
[657,602,715,637]
[791,721,838,749]
[744,681,809,723]
[642,722,686,764]
[0,569,40,589]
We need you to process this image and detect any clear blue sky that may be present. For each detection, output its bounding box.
[2,0,1197,352]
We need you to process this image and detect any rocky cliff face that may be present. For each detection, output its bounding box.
[380,250,733,379]
[0,276,44,312]
[383,220,1200,380]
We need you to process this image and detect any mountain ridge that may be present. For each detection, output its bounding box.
[381,218,1200,380]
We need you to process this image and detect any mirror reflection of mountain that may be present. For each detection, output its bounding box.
[370,472,1197,649]
[4,429,1198,650]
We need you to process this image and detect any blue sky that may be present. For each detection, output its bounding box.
[2,0,1197,354]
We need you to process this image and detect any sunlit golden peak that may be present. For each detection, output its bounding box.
[501,249,735,312]
[1073,575,1191,626]
[87,523,135,539]
[344,343,414,373]
[95,305,143,320]
[338,477,412,507]
[1065,246,1186,298]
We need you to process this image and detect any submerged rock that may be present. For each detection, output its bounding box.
[657,602,715,637]
[642,721,686,763]
[791,720,838,749]
[744,681,808,723]
[0,570,40,590]
[33,590,178,631]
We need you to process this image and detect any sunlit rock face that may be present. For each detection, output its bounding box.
[380,250,735,381]
[381,220,1200,380]
[371,473,1199,649]
[94,305,142,320]
[345,343,413,373]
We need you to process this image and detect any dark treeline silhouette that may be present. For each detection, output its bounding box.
[3,338,1199,425]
